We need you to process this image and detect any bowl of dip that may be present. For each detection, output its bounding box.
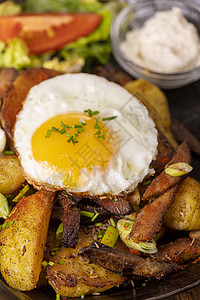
[111,0,200,89]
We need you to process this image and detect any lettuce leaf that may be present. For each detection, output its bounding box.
[22,0,103,13]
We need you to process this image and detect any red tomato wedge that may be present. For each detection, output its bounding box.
[0,13,102,54]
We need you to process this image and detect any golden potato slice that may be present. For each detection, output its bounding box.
[0,190,55,291]
[0,154,25,195]
[124,79,178,148]
[164,177,200,231]
[47,229,126,297]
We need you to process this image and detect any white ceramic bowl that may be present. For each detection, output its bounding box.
[111,0,200,89]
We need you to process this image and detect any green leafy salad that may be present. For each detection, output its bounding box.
[0,0,123,72]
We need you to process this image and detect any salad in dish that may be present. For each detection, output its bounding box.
[0,0,122,72]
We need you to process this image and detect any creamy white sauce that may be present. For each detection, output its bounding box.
[120,7,200,73]
[0,127,6,153]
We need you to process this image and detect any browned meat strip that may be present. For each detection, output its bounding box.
[171,118,200,156]
[99,195,132,215]
[79,242,179,278]
[152,237,200,265]
[0,68,18,102]
[142,141,191,200]
[61,207,80,248]
[150,131,174,174]
[58,192,80,248]
[129,185,178,242]
[1,68,62,139]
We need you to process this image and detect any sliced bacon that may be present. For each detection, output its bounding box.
[129,185,178,243]
[142,141,191,200]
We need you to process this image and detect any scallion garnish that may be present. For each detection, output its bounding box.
[84,109,99,117]
[80,211,94,218]
[102,116,117,121]
[91,212,99,222]
[12,184,30,203]
[101,226,119,247]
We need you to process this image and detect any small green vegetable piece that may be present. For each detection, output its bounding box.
[3,150,15,155]
[91,212,99,222]
[117,219,157,254]
[80,210,94,218]
[165,162,193,177]
[84,109,99,117]
[48,261,54,266]
[56,294,61,300]
[102,116,117,121]
[81,294,85,299]
[0,193,11,219]
[58,260,64,265]
[12,184,30,203]
[56,222,63,240]
[101,225,119,247]
[42,261,48,267]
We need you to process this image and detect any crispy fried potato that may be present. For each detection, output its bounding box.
[1,68,62,139]
[0,190,55,291]
[164,177,200,231]
[47,229,126,297]
[124,79,178,149]
[0,154,25,195]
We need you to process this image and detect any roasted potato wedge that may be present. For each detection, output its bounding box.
[47,228,126,297]
[124,79,178,148]
[164,177,200,231]
[0,154,25,195]
[0,190,55,291]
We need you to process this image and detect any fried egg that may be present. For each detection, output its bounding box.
[14,73,158,195]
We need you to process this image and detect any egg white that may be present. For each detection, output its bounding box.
[14,73,158,195]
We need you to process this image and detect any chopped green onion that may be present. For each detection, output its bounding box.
[12,184,30,203]
[0,220,14,231]
[114,198,119,202]
[48,261,54,266]
[45,129,52,138]
[3,150,14,155]
[56,222,63,240]
[5,194,14,199]
[84,109,99,117]
[102,116,117,121]
[91,212,99,222]
[95,222,103,227]
[56,294,61,300]
[0,193,11,219]
[51,247,59,252]
[109,218,116,228]
[58,260,64,265]
[165,162,193,177]
[101,225,119,247]
[81,294,85,299]
[80,211,94,218]
[143,180,152,186]
[50,252,56,256]
[42,261,48,267]
[59,128,66,134]
[124,222,131,228]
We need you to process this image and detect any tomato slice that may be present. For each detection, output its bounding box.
[0,13,102,54]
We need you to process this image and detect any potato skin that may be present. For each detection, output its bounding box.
[164,177,200,231]
[124,79,178,149]
[47,229,126,297]
[0,190,55,291]
[0,154,25,195]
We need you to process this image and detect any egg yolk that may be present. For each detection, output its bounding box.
[31,113,118,189]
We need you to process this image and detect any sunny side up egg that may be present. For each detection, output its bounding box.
[14,73,158,195]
